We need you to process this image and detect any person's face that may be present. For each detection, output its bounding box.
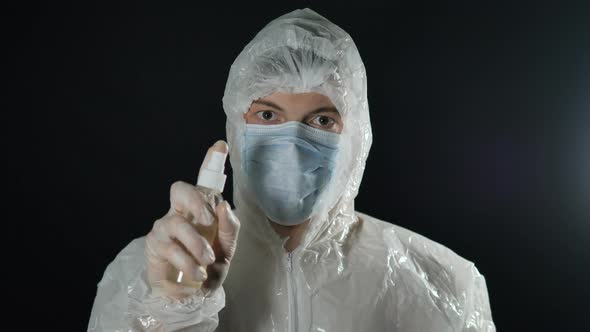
[244,92,343,134]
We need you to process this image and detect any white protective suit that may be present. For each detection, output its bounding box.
[88,8,496,332]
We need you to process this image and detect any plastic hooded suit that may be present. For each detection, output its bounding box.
[88,8,496,332]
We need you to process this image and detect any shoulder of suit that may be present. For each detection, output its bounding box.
[353,211,475,269]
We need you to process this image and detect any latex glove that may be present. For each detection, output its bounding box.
[144,140,240,299]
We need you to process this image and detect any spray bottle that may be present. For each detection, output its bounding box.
[168,141,228,289]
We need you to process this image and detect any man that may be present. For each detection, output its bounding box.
[88,8,496,331]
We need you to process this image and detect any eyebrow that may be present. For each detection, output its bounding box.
[252,100,339,116]
[252,100,285,111]
[307,107,339,116]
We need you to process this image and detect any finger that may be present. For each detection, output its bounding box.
[215,200,241,261]
[149,217,173,244]
[145,230,167,265]
[199,140,229,171]
[166,214,216,266]
[217,201,240,239]
[161,241,208,282]
[146,214,213,264]
[169,181,209,225]
[145,217,176,265]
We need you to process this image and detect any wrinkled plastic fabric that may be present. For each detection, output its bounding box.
[88,8,496,332]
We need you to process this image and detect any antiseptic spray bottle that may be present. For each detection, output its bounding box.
[169,143,228,289]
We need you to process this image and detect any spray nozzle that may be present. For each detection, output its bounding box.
[196,140,228,193]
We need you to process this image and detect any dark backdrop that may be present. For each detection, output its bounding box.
[18,2,590,331]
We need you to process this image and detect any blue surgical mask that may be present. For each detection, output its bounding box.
[242,121,340,226]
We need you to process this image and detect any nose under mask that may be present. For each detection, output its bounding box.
[242,121,340,226]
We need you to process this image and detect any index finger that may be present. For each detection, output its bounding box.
[169,181,208,224]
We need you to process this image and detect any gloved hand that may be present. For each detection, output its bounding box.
[144,140,241,299]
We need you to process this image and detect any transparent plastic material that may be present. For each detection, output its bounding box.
[88,8,496,332]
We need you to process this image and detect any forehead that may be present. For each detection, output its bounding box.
[258,92,335,108]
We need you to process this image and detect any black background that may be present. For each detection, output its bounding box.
[16,1,590,331]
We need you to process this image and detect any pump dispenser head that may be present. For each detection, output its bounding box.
[197,141,228,193]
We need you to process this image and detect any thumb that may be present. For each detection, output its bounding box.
[215,200,241,262]
[199,140,228,180]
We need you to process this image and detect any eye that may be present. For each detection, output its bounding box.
[256,110,277,122]
[310,115,335,127]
